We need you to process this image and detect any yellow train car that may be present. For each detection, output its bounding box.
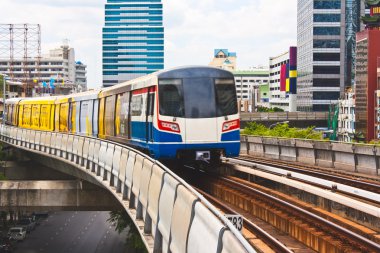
[18,97,56,131]
[5,98,23,126]
[69,90,100,137]
[54,97,71,133]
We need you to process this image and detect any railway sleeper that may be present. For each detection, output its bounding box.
[215,186,364,252]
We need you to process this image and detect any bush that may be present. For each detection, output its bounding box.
[241,122,323,140]
[256,106,284,112]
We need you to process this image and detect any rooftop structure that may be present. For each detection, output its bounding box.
[209,49,237,71]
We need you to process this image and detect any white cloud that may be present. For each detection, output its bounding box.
[0,0,297,88]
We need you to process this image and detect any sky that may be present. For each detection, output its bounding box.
[1,0,297,89]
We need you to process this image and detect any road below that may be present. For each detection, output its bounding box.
[14,211,130,253]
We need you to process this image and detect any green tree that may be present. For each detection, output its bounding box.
[108,211,147,253]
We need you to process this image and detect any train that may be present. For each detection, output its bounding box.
[4,66,241,163]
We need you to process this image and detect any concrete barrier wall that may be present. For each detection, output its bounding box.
[0,126,251,253]
[241,135,380,176]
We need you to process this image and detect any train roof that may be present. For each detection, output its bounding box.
[6,98,23,105]
[157,66,234,79]
[19,96,61,105]
[68,90,100,102]
[99,66,234,97]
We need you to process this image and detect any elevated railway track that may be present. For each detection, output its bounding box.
[176,155,380,253]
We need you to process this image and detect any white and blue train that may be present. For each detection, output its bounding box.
[6,66,241,163]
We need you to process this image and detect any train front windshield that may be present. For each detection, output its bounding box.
[159,78,238,118]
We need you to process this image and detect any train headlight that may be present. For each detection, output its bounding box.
[159,120,181,133]
[222,119,240,132]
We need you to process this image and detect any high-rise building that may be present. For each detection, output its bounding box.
[355,0,380,141]
[209,49,237,71]
[345,1,366,86]
[102,0,164,87]
[297,0,365,112]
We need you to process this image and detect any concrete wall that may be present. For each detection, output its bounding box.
[241,135,380,176]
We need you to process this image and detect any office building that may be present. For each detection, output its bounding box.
[297,0,365,112]
[233,68,269,112]
[102,0,164,87]
[209,49,237,71]
[0,44,86,98]
[269,47,298,111]
[355,1,380,141]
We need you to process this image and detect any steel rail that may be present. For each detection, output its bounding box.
[226,157,380,205]
[220,176,380,252]
[194,187,294,253]
[237,156,380,191]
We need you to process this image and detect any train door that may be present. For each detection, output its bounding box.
[145,87,155,143]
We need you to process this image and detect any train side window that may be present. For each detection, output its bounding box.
[131,95,142,116]
[158,79,184,117]
[118,92,130,137]
[60,103,69,132]
[105,95,116,136]
[23,105,31,127]
[40,105,50,129]
[115,95,121,136]
[32,104,40,128]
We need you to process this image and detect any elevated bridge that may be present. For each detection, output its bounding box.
[0,125,253,253]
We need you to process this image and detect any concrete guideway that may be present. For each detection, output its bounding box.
[0,180,121,211]
[0,125,254,253]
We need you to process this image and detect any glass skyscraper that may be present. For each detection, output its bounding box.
[297,0,365,111]
[102,0,164,87]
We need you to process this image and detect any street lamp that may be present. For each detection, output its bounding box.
[0,73,7,124]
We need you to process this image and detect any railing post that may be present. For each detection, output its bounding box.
[373,146,379,176]
[330,143,335,168]
[245,135,249,155]
[352,145,358,172]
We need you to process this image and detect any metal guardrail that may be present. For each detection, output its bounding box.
[240,112,329,121]
[0,125,254,253]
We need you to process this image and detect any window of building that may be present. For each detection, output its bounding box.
[313,27,340,36]
[313,92,340,100]
[314,14,340,22]
[314,0,341,9]
[313,53,340,61]
[313,40,340,48]
[313,66,340,74]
